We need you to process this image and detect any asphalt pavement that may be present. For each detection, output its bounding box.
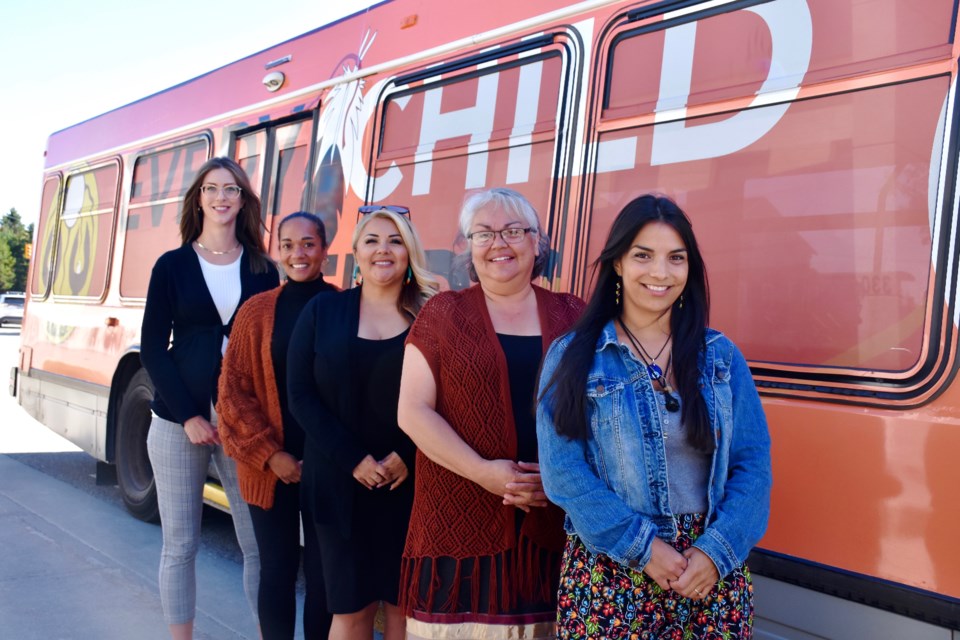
[0,452,259,639]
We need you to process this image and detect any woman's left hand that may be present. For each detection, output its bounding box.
[377,452,409,490]
[503,460,549,512]
[671,547,720,601]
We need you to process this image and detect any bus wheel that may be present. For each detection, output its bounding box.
[115,368,160,523]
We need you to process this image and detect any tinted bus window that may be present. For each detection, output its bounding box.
[589,0,950,375]
[30,176,62,299]
[121,140,208,298]
[605,0,955,120]
[52,163,120,299]
[371,48,566,288]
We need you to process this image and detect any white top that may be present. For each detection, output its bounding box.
[196,248,243,355]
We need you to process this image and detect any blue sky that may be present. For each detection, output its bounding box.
[0,0,376,225]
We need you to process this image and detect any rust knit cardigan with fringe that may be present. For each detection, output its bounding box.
[399,284,584,616]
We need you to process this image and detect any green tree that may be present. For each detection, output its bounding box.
[0,208,31,291]
[0,239,14,290]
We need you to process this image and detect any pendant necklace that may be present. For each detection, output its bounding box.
[196,240,240,255]
[618,318,680,412]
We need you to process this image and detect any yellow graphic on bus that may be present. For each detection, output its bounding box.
[52,171,99,297]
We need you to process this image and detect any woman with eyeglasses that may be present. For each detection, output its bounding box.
[288,206,438,640]
[141,156,278,640]
[396,187,583,639]
[216,212,336,639]
[536,195,770,639]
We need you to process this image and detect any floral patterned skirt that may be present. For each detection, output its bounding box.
[556,514,753,639]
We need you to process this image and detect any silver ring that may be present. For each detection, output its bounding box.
[694,588,703,596]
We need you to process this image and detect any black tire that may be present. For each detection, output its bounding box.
[115,368,160,523]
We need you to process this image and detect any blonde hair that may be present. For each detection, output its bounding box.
[352,209,439,317]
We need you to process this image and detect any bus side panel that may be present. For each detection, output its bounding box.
[16,370,109,458]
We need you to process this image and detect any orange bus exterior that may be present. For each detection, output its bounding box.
[12,0,960,635]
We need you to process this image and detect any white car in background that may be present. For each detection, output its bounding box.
[0,292,24,328]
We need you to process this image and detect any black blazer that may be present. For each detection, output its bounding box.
[288,287,415,535]
[140,244,279,424]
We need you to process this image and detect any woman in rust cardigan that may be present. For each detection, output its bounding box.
[397,188,583,639]
[217,212,335,640]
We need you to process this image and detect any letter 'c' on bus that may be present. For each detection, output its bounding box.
[650,0,813,166]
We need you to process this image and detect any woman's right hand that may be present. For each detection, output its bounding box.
[503,460,548,512]
[267,451,302,484]
[352,455,388,490]
[642,537,689,591]
[473,459,545,512]
[183,416,220,446]
[474,458,520,496]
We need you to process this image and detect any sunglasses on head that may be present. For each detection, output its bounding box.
[358,204,410,218]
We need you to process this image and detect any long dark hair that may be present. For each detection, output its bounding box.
[543,194,713,451]
[179,157,271,274]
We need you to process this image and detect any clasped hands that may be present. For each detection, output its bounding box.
[479,459,548,513]
[352,452,409,490]
[643,537,720,601]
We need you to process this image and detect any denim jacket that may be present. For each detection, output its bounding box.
[536,321,771,579]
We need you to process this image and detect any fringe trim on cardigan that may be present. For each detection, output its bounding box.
[399,532,562,617]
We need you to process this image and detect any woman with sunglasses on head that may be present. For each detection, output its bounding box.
[140,157,279,640]
[288,205,438,640]
[396,187,583,639]
[216,212,336,639]
[536,195,771,639]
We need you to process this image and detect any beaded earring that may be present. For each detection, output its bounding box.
[352,264,363,286]
[678,294,684,310]
[615,279,621,306]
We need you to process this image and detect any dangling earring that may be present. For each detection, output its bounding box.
[678,294,684,310]
[615,280,622,306]
[352,264,363,286]
[404,266,413,285]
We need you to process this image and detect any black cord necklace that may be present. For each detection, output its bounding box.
[618,318,680,412]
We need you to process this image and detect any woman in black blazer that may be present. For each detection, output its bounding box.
[140,157,278,640]
[288,207,437,640]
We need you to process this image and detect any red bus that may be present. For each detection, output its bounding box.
[11,0,960,635]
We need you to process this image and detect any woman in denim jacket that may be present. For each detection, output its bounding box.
[537,195,771,639]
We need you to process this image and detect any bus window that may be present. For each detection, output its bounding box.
[588,0,951,377]
[30,176,62,299]
[52,162,120,300]
[370,42,569,289]
[605,0,955,121]
[266,121,313,260]
[121,140,208,298]
[235,118,313,262]
[235,129,266,195]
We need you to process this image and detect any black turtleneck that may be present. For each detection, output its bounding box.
[271,277,337,457]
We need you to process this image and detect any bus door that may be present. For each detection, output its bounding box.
[234,115,317,261]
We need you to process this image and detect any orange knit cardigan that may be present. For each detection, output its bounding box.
[216,286,285,509]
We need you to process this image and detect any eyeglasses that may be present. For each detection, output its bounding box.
[359,204,410,218]
[467,227,533,247]
[200,185,243,200]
